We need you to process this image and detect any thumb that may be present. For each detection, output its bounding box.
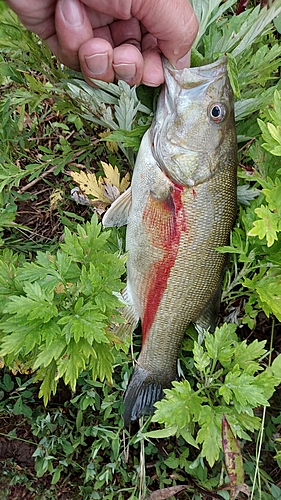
[132,0,198,68]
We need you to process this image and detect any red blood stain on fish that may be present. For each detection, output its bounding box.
[141,183,187,342]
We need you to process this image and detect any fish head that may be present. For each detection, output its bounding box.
[152,57,236,187]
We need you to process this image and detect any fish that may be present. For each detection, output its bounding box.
[103,57,237,426]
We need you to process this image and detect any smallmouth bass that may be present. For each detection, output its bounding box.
[103,57,237,425]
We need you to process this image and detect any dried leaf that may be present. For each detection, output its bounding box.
[54,282,66,294]
[147,485,189,500]
[119,172,131,193]
[222,415,249,499]
[71,187,108,214]
[10,360,33,375]
[71,170,109,203]
[99,130,119,153]
[0,356,4,369]
[89,201,109,215]
[71,187,91,206]
[101,160,121,189]
[101,160,130,193]
[70,162,130,208]
[104,184,120,203]
[55,282,74,295]
[50,188,63,211]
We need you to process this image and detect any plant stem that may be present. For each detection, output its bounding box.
[0,431,36,446]
[250,317,275,499]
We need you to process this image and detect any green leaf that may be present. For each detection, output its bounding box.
[232,4,281,58]
[164,452,180,469]
[179,428,199,449]
[220,368,269,410]
[263,182,281,212]
[267,123,281,145]
[227,54,240,98]
[254,369,280,400]
[193,343,211,372]
[145,426,178,439]
[56,339,87,391]
[234,412,260,435]
[256,270,281,321]
[33,337,66,369]
[271,354,281,379]
[190,0,237,51]
[0,323,40,356]
[232,339,267,375]
[205,323,237,366]
[248,204,279,247]
[51,468,61,485]
[90,341,115,383]
[197,406,221,466]
[104,125,150,151]
[153,380,203,429]
[3,290,58,323]
[274,13,281,33]
[60,215,109,264]
[36,361,58,405]
[58,306,108,345]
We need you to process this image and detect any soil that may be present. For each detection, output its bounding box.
[13,176,91,244]
[0,415,80,500]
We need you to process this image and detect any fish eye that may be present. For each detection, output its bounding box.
[209,103,226,123]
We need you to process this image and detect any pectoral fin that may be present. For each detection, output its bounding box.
[102,187,132,228]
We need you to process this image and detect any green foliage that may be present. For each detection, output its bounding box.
[216,86,281,326]
[65,78,153,166]
[258,89,281,156]
[0,216,127,404]
[190,1,281,121]
[0,372,36,418]
[146,324,281,467]
[0,366,143,499]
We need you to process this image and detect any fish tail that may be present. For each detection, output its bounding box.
[123,366,166,426]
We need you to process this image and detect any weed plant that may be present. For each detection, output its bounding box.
[0,1,281,499]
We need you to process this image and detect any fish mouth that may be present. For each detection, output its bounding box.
[163,56,229,86]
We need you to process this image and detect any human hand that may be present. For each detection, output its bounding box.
[5,0,198,87]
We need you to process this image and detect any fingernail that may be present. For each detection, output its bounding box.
[142,80,162,88]
[61,0,84,27]
[113,63,136,82]
[176,52,191,70]
[85,53,109,75]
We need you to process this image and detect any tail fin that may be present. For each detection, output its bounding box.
[123,366,166,426]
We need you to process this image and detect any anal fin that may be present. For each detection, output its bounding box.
[114,286,139,340]
[195,281,222,332]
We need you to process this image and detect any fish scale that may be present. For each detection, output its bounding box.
[103,57,237,425]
